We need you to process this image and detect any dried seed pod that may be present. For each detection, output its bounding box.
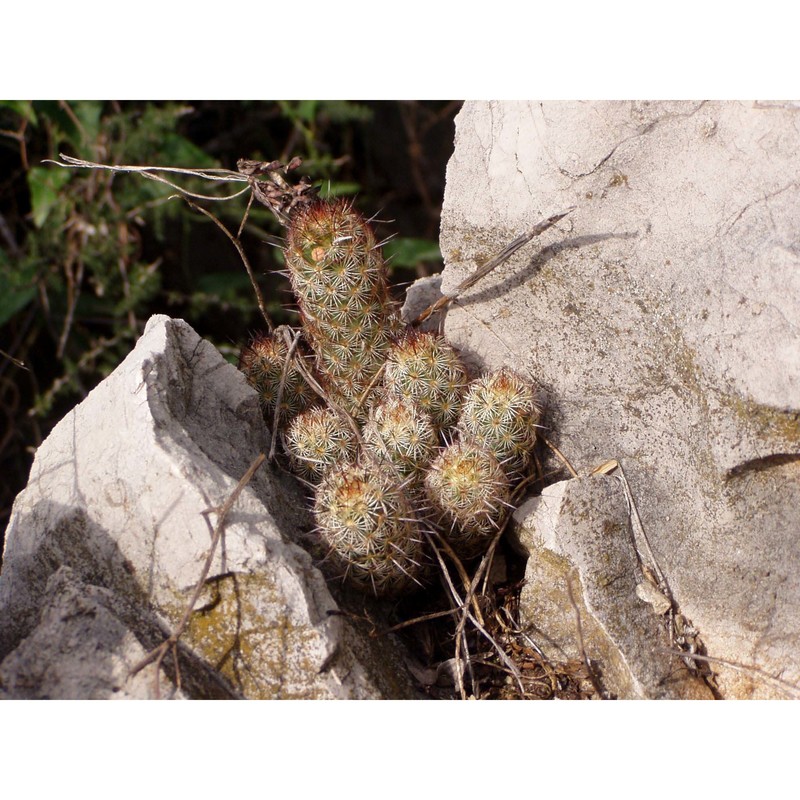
[424,439,511,560]
[362,395,438,479]
[313,463,427,597]
[238,332,315,426]
[383,330,468,431]
[284,405,359,483]
[456,367,542,476]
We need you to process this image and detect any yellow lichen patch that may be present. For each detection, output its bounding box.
[179,572,331,699]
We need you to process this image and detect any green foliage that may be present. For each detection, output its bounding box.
[0,99,457,553]
[27,166,72,228]
[0,252,37,327]
[382,237,442,269]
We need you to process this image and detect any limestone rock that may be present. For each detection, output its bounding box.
[512,475,714,699]
[440,101,800,699]
[0,315,417,699]
[0,566,224,699]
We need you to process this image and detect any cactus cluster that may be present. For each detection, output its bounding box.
[239,196,543,597]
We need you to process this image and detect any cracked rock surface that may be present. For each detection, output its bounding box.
[440,101,800,699]
[0,315,417,699]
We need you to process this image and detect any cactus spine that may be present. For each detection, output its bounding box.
[238,179,545,594]
[361,395,438,480]
[383,330,468,431]
[285,405,359,483]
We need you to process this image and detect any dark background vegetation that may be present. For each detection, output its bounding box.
[0,100,462,556]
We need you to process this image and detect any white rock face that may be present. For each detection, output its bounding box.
[512,476,713,699]
[440,101,800,699]
[0,316,415,699]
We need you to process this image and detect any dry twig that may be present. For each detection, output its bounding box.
[129,452,266,697]
[412,208,575,326]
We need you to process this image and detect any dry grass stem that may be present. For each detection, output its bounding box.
[181,197,274,332]
[46,153,251,200]
[128,452,266,697]
[542,435,579,478]
[659,649,800,699]
[412,208,575,326]
[269,327,302,461]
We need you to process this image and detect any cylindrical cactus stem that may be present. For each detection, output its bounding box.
[238,331,316,427]
[361,395,439,480]
[383,330,469,433]
[284,405,359,483]
[284,198,400,417]
[456,367,542,477]
[313,463,428,597]
[424,439,512,561]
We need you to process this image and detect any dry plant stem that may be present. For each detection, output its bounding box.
[477,471,540,596]
[0,348,26,370]
[426,536,469,698]
[237,191,255,239]
[435,532,484,625]
[380,607,459,635]
[465,604,524,695]
[453,528,526,696]
[56,250,84,359]
[181,197,274,333]
[276,327,364,447]
[657,649,800,699]
[599,460,671,600]
[269,328,302,460]
[428,532,524,697]
[542,435,579,478]
[128,452,266,696]
[47,154,251,201]
[411,208,576,326]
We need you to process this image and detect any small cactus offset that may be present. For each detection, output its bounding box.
[313,463,427,596]
[457,367,542,476]
[361,395,439,480]
[284,405,359,483]
[424,440,512,560]
[383,330,468,431]
[238,332,316,426]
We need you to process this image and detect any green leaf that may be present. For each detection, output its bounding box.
[319,181,361,199]
[0,255,38,327]
[195,271,253,299]
[0,100,37,125]
[31,101,83,147]
[159,131,217,169]
[295,100,319,123]
[72,101,103,144]
[28,166,72,228]
[317,101,373,124]
[382,237,442,268]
